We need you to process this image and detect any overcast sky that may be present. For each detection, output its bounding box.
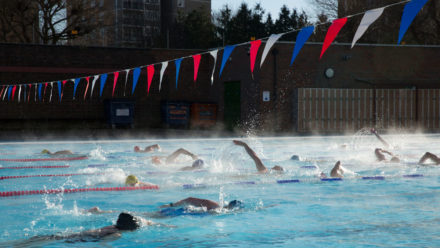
[211,0,316,19]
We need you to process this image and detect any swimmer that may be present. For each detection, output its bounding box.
[151,148,203,171]
[18,213,152,245]
[375,148,400,162]
[134,144,160,153]
[418,152,440,165]
[233,140,283,173]
[41,149,73,156]
[159,197,243,211]
[319,161,345,178]
[125,175,156,187]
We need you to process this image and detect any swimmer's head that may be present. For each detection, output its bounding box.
[125,175,139,186]
[391,156,400,163]
[192,159,204,169]
[290,155,300,161]
[134,146,140,152]
[152,156,162,165]
[271,165,284,172]
[41,149,50,154]
[226,200,243,209]
[115,212,140,231]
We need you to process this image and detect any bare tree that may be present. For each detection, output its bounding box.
[0,0,103,45]
[308,0,338,19]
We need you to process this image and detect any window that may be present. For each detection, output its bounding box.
[177,0,185,8]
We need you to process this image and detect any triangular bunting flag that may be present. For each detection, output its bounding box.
[209,50,218,85]
[0,86,5,100]
[123,69,130,96]
[27,84,31,102]
[112,72,119,97]
[193,54,201,82]
[132,68,141,95]
[159,62,168,91]
[43,83,48,102]
[99,74,108,97]
[90,75,99,98]
[291,26,315,65]
[49,83,53,102]
[73,78,81,99]
[352,8,384,48]
[7,86,11,101]
[84,77,90,100]
[175,58,183,89]
[18,85,21,103]
[34,83,37,102]
[250,40,262,77]
[219,45,236,77]
[57,81,62,102]
[398,0,429,44]
[147,65,155,94]
[11,86,16,101]
[38,84,42,101]
[320,17,348,59]
[260,34,284,67]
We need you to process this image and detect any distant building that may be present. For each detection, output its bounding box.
[69,0,211,48]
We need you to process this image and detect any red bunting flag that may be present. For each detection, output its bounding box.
[27,84,31,102]
[60,80,67,101]
[147,65,154,94]
[43,83,48,102]
[11,86,16,100]
[250,40,262,78]
[0,86,5,99]
[320,17,347,59]
[84,77,90,100]
[193,54,201,82]
[112,72,119,97]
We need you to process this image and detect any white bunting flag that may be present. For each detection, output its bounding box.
[159,62,168,91]
[209,50,218,85]
[2,86,7,101]
[34,83,37,102]
[49,82,53,102]
[260,33,284,68]
[90,75,99,99]
[351,7,384,48]
[18,85,21,103]
[123,69,130,96]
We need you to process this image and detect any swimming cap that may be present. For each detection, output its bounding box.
[192,159,204,169]
[125,175,139,186]
[227,200,243,209]
[116,212,140,231]
[41,149,50,154]
[290,155,300,160]
[134,146,140,152]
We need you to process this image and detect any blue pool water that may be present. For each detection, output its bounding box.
[0,134,440,247]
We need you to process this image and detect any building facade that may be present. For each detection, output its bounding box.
[69,0,211,48]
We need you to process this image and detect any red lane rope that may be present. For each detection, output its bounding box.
[0,185,159,197]
[0,156,88,162]
[0,165,70,169]
[0,173,104,180]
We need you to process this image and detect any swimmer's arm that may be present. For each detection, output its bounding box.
[160,197,219,210]
[233,140,267,173]
[139,217,177,228]
[84,207,115,214]
[145,144,160,152]
[166,148,197,163]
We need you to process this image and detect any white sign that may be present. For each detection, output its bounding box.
[263,91,270,102]
[116,108,130,116]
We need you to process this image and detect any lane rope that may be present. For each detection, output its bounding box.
[0,156,88,162]
[0,165,70,170]
[0,185,159,197]
[0,173,104,180]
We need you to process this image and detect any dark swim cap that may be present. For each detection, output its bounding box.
[290,155,300,160]
[116,212,140,231]
[192,159,204,168]
[227,200,243,209]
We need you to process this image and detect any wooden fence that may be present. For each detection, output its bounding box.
[295,88,439,132]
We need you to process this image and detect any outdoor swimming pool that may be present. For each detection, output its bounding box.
[0,133,439,247]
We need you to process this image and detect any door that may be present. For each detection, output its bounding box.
[224,81,241,131]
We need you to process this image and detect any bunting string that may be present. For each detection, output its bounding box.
[0,0,425,102]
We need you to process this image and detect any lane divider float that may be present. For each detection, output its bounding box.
[0,173,104,180]
[0,185,159,197]
[0,156,88,162]
[0,165,70,170]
